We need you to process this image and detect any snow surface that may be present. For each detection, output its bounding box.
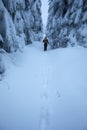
[0,42,87,130]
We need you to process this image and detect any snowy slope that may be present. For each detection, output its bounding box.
[0,42,87,130]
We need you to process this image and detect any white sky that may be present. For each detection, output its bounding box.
[41,0,49,26]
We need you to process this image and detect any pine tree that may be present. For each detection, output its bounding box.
[0,0,43,52]
[46,0,87,48]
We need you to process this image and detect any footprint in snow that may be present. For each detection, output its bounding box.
[39,107,50,130]
[56,90,61,98]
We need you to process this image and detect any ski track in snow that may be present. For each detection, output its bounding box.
[39,63,51,130]
[0,42,87,130]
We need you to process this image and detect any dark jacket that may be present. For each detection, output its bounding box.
[43,37,48,51]
[43,38,48,44]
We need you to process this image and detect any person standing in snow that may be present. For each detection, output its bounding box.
[43,36,48,51]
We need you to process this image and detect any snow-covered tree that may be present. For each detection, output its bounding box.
[0,34,3,48]
[46,0,87,49]
[0,0,43,52]
[31,0,43,41]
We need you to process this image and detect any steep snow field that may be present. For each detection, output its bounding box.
[0,42,87,130]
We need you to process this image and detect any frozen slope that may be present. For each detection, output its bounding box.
[0,42,87,130]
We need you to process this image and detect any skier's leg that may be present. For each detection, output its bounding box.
[45,44,47,51]
[44,44,46,51]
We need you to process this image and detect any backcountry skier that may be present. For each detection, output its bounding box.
[43,37,48,51]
